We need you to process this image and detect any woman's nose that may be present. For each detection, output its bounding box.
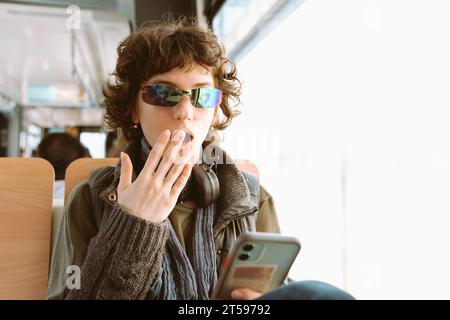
[173,95,194,120]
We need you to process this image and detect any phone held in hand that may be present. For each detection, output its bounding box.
[211,232,301,299]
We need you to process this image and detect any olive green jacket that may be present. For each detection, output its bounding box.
[47,141,280,299]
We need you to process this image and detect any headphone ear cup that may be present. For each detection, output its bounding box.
[205,166,220,206]
[191,164,220,207]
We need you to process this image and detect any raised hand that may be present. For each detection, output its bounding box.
[117,129,194,223]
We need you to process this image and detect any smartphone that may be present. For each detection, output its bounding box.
[211,232,301,299]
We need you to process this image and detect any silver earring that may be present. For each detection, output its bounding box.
[132,123,138,129]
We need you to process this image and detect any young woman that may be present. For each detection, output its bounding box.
[47,17,353,300]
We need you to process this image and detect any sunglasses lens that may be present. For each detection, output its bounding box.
[142,85,178,107]
[142,85,221,108]
[196,88,222,109]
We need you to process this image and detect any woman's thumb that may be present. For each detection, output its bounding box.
[118,152,132,192]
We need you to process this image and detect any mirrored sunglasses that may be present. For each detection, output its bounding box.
[141,84,222,109]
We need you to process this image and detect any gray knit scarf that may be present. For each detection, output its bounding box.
[140,138,218,300]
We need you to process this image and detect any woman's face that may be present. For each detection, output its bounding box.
[134,64,218,164]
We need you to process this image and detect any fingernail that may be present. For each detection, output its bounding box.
[120,152,124,161]
[231,290,243,299]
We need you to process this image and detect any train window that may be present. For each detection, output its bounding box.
[219,0,450,299]
[213,0,305,60]
[80,131,106,158]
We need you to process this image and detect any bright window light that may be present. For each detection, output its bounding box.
[222,0,450,299]
[80,132,106,158]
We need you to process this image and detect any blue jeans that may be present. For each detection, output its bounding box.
[258,281,355,300]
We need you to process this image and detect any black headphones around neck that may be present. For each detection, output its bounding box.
[181,141,222,207]
[190,163,220,207]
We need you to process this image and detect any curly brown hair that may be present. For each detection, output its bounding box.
[103,16,241,141]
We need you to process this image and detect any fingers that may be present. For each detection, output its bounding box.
[170,163,193,198]
[118,152,133,194]
[164,142,193,187]
[154,130,186,177]
[140,129,171,177]
[231,288,263,300]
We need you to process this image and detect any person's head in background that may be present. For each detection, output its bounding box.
[36,132,90,180]
[103,15,241,164]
